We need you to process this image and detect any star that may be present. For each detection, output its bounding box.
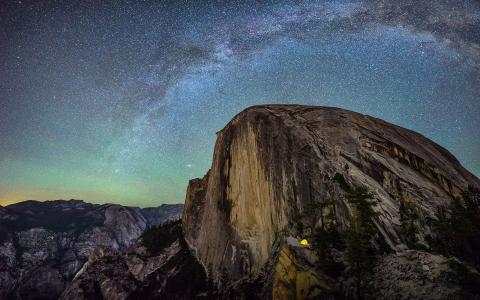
[0,0,478,206]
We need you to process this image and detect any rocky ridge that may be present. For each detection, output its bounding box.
[60,220,210,300]
[0,200,182,299]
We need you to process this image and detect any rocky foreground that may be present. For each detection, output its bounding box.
[7,105,480,299]
[0,200,182,299]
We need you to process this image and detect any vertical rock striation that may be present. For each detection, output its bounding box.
[182,105,479,285]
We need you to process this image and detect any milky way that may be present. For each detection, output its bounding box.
[1,0,479,206]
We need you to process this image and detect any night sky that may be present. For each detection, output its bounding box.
[0,0,479,207]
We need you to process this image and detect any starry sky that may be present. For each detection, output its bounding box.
[0,0,479,207]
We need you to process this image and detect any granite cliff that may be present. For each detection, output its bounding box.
[182,105,480,298]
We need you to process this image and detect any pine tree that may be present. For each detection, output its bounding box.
[345,186,378,300]
[311,198,339,257]
[432,186,480,266]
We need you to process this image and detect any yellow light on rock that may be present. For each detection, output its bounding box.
[300,239,309,246]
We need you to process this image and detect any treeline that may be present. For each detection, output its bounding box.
[310,172,480,299]
[398,186,480,295]
[398,186,480,267]
[431,186,480,266]
[308,173,381,300]
[140,219,183,254]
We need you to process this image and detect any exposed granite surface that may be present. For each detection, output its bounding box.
[182,105,479,298]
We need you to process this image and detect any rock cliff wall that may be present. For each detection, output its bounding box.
[182,105,480,283]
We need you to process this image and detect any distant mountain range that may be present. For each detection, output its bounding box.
[0,199,182,299]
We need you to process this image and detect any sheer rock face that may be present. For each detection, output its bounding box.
[182,105,479,281]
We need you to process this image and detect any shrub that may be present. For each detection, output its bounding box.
[333,173,350,192]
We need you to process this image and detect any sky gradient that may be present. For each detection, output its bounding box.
[1,0,479,207]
